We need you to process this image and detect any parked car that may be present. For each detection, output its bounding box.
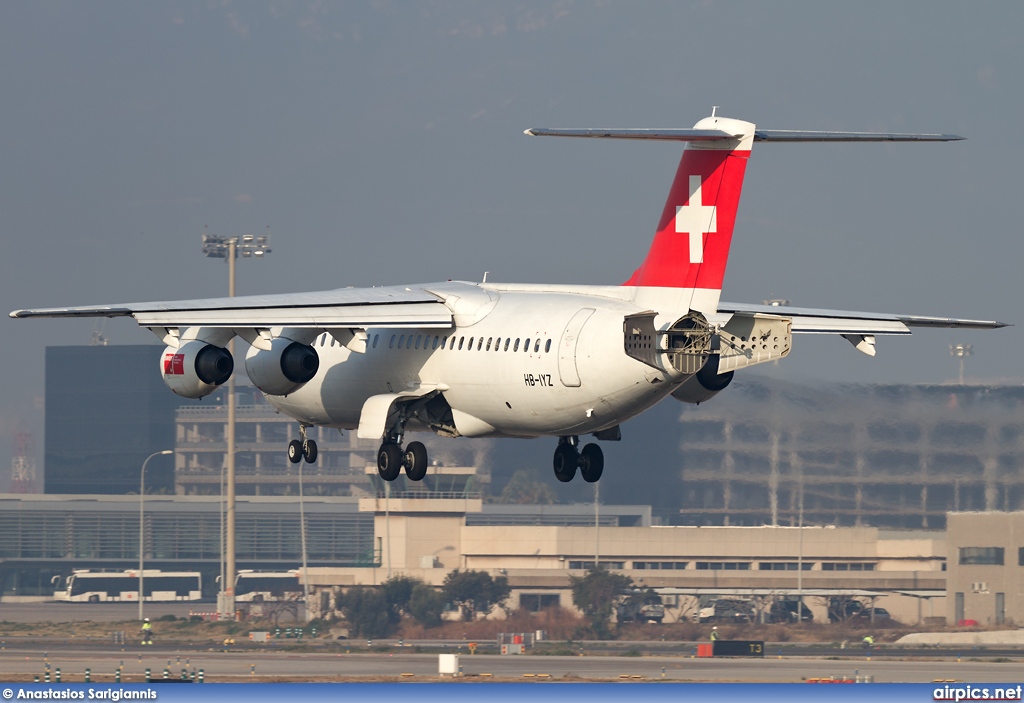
[850,607,892,622]
[768,599,813,623]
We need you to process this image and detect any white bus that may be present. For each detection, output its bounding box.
[233,570,304,603]
[54,569,202,603]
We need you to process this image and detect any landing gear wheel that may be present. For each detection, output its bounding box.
[287,439,303,464]
[302,439,318,464]
[579,443,604,483]
[553,442,578,483]
[377,442,402,481]
[404,441,428,481]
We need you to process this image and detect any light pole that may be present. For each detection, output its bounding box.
[202,230,271,620]
[950,344,973,385]
[139,450,173,621]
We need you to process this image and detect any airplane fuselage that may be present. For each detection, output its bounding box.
[268,282,681,439]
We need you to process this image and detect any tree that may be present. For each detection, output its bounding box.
[408,583,446,628]
[569,566,632,639]
[382,575,421,618]
[499,469,556,504]
[442,570,510,620]
[335,587,393,638]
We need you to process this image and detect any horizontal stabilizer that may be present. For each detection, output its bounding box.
[525,127,964,143]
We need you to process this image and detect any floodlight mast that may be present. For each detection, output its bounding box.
[201,228,271,620]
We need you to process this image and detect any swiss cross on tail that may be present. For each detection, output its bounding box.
[677,174,717,264]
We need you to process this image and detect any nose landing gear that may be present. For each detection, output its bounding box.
[286,425,318,464]
[552,436,604,483]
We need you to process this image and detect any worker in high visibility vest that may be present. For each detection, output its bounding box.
[710,626,719,642]
[140,618,153,645]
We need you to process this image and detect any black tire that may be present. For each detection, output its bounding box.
[579,443,604,483]
[377,442,402,481]
[287,439,303,464]
[404,441,428,481]
[553,442,578,482]
[302,439,318,464]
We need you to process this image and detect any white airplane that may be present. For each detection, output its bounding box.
[12,113,1007,484]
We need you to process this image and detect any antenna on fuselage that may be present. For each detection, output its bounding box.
[482,271,489,283]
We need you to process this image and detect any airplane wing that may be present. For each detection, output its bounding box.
[717,301,1008,356]
[9,285,454,329]
[717,302,1009,335]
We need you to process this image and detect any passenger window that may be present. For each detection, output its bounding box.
[494,337,501,351]
[331,336,336,347]
[477,338,483,351]
[504,338,510,352]
[415,335,422,349]
[389,335,396,349]
[373,334,379,349]
[485,337,492,351]
[513,338,520,352]
[524,338,531,353]
[468,337,474,350]
[458,336,465,350]
[534,340,540,353]
[398,335,405,349]
[441,336,448,349]
[544,339,551,353]
[432,336,439,350]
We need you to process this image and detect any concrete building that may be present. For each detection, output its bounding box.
[45,345,191,494]
[305,491,948,624]
[946,511,1024,626]
[677,379,1024,529]
[174,391,378,496]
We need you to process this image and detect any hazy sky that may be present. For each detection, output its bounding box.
[1,1,1022,481]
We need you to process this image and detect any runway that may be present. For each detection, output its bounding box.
[0,646,1021,684]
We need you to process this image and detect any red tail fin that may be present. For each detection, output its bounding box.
[625,116,755,291]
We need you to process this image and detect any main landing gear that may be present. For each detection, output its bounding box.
[377,438,428,482]
[553,436,604,483]
[287,425,318,464]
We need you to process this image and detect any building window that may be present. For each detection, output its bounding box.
[821,563,876,572]
[568,560,625,570]
[520,593,560,612]
[960,547,1004,565]
[758,562,813,571]
[633,561,688,570]
[695,562,751,571]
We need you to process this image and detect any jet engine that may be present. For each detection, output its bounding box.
[160,341,234,399]
[244,337,319,396]
[671,352,734,405]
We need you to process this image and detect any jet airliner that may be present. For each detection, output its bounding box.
[11,113,1007,484]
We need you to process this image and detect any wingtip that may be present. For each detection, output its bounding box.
[524,128,537,136]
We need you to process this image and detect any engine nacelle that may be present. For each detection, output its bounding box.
[245,337,319,396]
[160,341,234,399]
[671,353,734,405]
